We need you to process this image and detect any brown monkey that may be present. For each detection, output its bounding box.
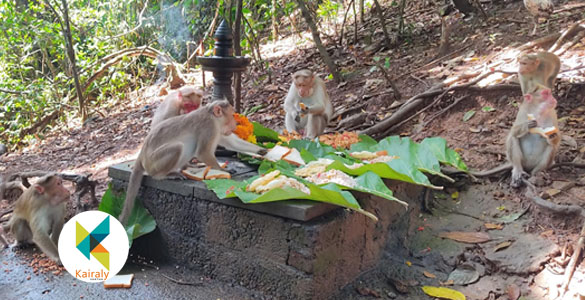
[152,91,266,156]
[284,69,334,139]
[3,174,70,262]
[506,88,560,187]
[119,100,265,225]
[518,52,560,95]
[151,85,203,127]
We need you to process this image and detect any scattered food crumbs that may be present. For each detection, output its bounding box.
[145,282,149,287]
[80,296,84,299]
[26,275,31,280]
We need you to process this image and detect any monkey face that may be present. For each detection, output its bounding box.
[45,177,71,205]
[295,78,314,98]
[518,56,539,74]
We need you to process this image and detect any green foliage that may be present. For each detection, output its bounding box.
[0,0,219,146]
[98,184,156,246]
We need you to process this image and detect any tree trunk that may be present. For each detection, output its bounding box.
[397,0,407,38]
[372,0,391,47]
[352,0,358,43]
[272,0,279,40]
[60,0,86,121]
[234,0,244,113]
[359,0,364,23]
[296,0,342,82]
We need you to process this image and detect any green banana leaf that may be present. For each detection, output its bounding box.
[98,184,156,246]
[205,177,377,220]
[252,121,281,143]
[420,137,468,171]
[377,136,454,182]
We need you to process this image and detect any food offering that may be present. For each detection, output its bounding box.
[319,131,360,149]
[349,150,398,164]
[264,145,305,166]
[293,158,357,188]
[246,170,310,194]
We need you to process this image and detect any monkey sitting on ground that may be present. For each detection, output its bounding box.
[506,87,560,187]
[3,174,70,263]
[119,100,266,225]
[284,69,334,139]
[518,52,560,95]
[151,85,203,127]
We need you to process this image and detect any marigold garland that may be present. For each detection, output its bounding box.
[233,113,256,143]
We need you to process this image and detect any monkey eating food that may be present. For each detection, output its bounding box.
[284,69,334,139]
[3,174,70,263]
[506,87,560,188]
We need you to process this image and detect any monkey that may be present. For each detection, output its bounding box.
[3,174,70,263]
[444,88,560,187]
[151,85,203,127]
[518,52,560,95]
[151,91,266,159]
[284,69,334,139]
[505,87,560,187]
[119,100,266,225]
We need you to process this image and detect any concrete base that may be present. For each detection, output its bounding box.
[109,160,423,299]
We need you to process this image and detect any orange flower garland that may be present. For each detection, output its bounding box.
[233,113,257,144]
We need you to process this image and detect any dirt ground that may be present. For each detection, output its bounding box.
[1,0,585,299]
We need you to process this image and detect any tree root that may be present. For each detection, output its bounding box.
[522,178,585,298]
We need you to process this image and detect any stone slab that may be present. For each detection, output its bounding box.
[108,158,336,221]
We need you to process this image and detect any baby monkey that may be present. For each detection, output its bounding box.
[506,87,560,187]
[518,52,560,95]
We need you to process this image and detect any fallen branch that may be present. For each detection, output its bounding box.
[362,70,506,138]
[523,179,584,217]
[560,218,585,297]
[422,95,469,128]
[383,89,451,135]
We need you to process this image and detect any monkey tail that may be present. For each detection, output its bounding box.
[119,159,145,226]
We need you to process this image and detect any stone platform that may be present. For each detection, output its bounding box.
[109,158,423,299]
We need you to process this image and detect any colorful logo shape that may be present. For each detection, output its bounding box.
[76,215,110,270]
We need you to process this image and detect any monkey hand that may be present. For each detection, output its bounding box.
[528,119,537,129]
[257,148,268,156]
[294,112,301,123]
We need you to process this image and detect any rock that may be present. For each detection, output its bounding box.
[387,291,397,298]
[483,233,558,274]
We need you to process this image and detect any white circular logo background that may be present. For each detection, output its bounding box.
[58,210,129,282]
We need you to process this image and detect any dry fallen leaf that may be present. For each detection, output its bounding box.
[507,284,521,300]
[540,229,554,237]
[494,240,513,252]
[422,286,466,300]
[484,223,504,230]
[440,280,454,286]
[424,271,437,278]
[438,231,491,244]
[356,286,381,298]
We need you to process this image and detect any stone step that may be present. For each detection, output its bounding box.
[109,159,422,299]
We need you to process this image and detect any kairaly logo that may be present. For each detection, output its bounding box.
[58,211,129,282]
